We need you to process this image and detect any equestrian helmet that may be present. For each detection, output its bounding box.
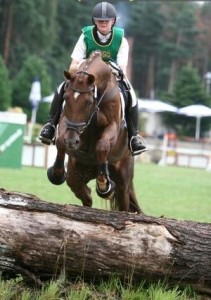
[92,2,117,22]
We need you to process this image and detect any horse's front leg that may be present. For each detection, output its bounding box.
[95,125,117,199]
[96,161,115,199]
[47,144,66,185]
[66,159,93,207]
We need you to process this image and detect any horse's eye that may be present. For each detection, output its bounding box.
[86,99,93,107]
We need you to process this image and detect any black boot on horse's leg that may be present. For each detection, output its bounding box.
[39,82,65,145]
[96,162,115,199]
[126,104,147,156]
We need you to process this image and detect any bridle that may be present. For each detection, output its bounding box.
[65,70,118,135]
[66,70,95,94]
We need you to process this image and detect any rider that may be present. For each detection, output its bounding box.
[39,1,146,156]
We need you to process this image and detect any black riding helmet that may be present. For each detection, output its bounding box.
[92,2,117,23]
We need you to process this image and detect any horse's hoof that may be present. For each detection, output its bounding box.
[96,180,115,199]
[47,166,66,185]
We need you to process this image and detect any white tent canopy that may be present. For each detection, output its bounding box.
[178,104,211,140]
[42,94,54,103]
[138,99,178,113]
[138,99,178,137]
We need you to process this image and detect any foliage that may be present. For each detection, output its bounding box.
[0,55,11,110]
[173,64,208,107]
[12,55,52,121]
[163,64,210,137]
[129,1,164,98]
[0,0,211,134]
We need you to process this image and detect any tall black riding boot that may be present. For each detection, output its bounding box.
[126,104,147,156]
[39,82,65,145]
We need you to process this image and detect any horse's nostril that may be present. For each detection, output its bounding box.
[64,137,80,150]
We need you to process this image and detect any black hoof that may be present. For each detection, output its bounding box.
[96,180,115,199]
[47,166,66,185]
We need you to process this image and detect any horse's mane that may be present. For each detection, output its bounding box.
[80,51,109,73]
[86,51,102,67]
[80,51,111,86]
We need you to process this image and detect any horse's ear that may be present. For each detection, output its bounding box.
[87,74,95,85]
[64,70,71,80]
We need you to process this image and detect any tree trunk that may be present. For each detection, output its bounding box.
[0,189,210,294]
[3,0,14,65]
[168,30,182,94]
[146,56,155,99]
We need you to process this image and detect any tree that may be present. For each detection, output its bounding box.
[128,1,164,98]
[164,64,209,137]
[196,2,211,73]
[1,0,211,117]
[12,55,52,121]
[173,64,208,106]
[0,55,11,110]
[160,2,201,94]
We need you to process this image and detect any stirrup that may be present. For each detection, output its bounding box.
[130,135,147,156]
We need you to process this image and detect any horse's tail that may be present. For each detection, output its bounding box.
[128,181,143,214]
[110,181,142,214]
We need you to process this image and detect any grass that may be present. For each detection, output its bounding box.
[0,162,210,222]
[133,163,211,222]
[0,276,198,300]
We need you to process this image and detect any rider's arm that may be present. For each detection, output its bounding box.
[117,37,129,75]
[69,59,80,73]
[69,34,86,73]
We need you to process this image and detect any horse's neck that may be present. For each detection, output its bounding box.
[86,57,111,89]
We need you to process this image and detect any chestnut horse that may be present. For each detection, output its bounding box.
[47,51,142,213]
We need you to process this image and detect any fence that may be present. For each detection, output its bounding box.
[21,137,211,171]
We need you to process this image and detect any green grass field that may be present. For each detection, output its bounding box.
[0,162,210,222]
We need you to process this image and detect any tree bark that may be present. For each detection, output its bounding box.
[0,188,210,294]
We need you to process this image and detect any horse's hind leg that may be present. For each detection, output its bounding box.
[47,151,66,185]
[128,181,142,213]
[110,160,142,213]
[112,183,141,213]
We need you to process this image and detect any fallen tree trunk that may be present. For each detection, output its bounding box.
[0,188,210,294]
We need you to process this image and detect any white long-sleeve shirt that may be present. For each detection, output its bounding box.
[70,32,129,74]
[70,30,137,106]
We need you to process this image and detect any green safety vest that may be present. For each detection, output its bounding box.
[82,25,124,63]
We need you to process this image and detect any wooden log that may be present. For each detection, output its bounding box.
[0,188,210,294]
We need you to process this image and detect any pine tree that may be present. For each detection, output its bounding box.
[0,55,11,110]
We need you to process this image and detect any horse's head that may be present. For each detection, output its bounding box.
[62,69,97,150]
[59,51,116,152]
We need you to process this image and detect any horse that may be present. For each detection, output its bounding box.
[47,50,142,213]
